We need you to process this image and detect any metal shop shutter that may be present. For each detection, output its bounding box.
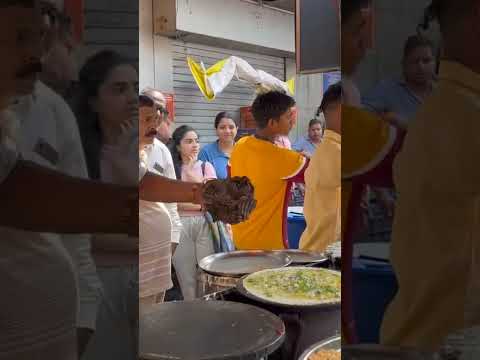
[83,0,139,64]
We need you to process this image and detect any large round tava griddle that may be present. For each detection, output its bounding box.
[272,249,328,265]
[139,300,285,360]
[236,267,341,310]
[199,251,292,277]
[298,335,341,360]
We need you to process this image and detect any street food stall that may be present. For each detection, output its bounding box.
[139,0,342,358]
[140,248,341,359]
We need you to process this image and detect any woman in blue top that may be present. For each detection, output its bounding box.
[199,111,238,179]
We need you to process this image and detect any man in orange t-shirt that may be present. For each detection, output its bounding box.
[229,91,308,250]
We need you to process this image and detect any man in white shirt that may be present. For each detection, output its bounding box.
[138,90,182,313]
[145,138,182,248]
[0,2,78,359]
[140,88,182,254]
[13,80,103,356]
[12,0,102,356]
[147,135,182,245]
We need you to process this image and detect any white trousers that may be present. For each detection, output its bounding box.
[172,216,214,300]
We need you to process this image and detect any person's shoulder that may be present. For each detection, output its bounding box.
[342,77,362,106]
[279,135,292,148]
[237,135,253,145]
[321,130,341,149]
[342,105,394,146]
[36,81,65,105]
[381,78,401,86]
[374,78,401,90]
[203,160,215,169]
[272,142,304,162]
[153,138,168,150]
[201,141,218,154]
[194,159,205,169]
[414,83,466,126]
[233,135,253,150]
[293,135,308,146]
[231,136,256,164]
[204,141,218,149]
[343,105,383,125]
[37,81,76,118]
[199,159,217,178]
[364,78,399,97]
[152,138,172,157]
[11,82,59,114]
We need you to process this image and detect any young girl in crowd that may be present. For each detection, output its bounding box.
[73,50,139,360]
[169,125,217,300]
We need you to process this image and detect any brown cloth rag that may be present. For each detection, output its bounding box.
[202,176,256,225]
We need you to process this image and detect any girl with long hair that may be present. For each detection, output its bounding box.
[73,50,139,360]
[169,125,217,300]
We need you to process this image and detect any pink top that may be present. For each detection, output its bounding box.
[274,135,292,149]
[93,142,138,267]
[179,160,217,217]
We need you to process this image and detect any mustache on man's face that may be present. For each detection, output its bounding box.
[145,129,158,137]
[16,62,43,79]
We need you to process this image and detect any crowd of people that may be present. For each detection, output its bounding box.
[136,84,342,303]
[11,0,479,358]
[342,0,480,353]
[0,5,342,358]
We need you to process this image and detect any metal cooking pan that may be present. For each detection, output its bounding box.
[199,250,292,277]
[139,300,286,360]
[298,336,341,360]
[272,249,328,266]
[235,267,341,310]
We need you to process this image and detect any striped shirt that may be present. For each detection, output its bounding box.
[139,139,184,296]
